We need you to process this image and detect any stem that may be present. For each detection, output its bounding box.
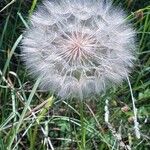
[30,96,54,150]
[79,100,86,150]
[126,75,140,139]
[29,0,38,17]
[7,77,41,150]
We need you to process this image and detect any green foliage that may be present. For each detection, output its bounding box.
[0,0,150,149]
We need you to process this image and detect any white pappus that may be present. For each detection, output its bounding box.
[22,0,136,99]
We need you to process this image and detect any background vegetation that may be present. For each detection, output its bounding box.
[0,0,150,149]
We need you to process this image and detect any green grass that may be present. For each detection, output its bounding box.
[0,0,150,149]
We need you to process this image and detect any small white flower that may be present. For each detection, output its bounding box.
[22,0,136,99]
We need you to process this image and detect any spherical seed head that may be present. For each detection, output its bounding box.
[22,0,136,99]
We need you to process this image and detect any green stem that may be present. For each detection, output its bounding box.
[29,0,38,17]
[7,77,41,150]
[79,100,86,150]
[30,96,54,150]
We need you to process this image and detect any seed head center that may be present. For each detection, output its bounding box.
[66,32,91,60]
[59,31,96,64]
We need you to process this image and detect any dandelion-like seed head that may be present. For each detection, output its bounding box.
[22,0,136,99]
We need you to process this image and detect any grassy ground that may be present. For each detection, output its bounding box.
[0,0,150,150]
